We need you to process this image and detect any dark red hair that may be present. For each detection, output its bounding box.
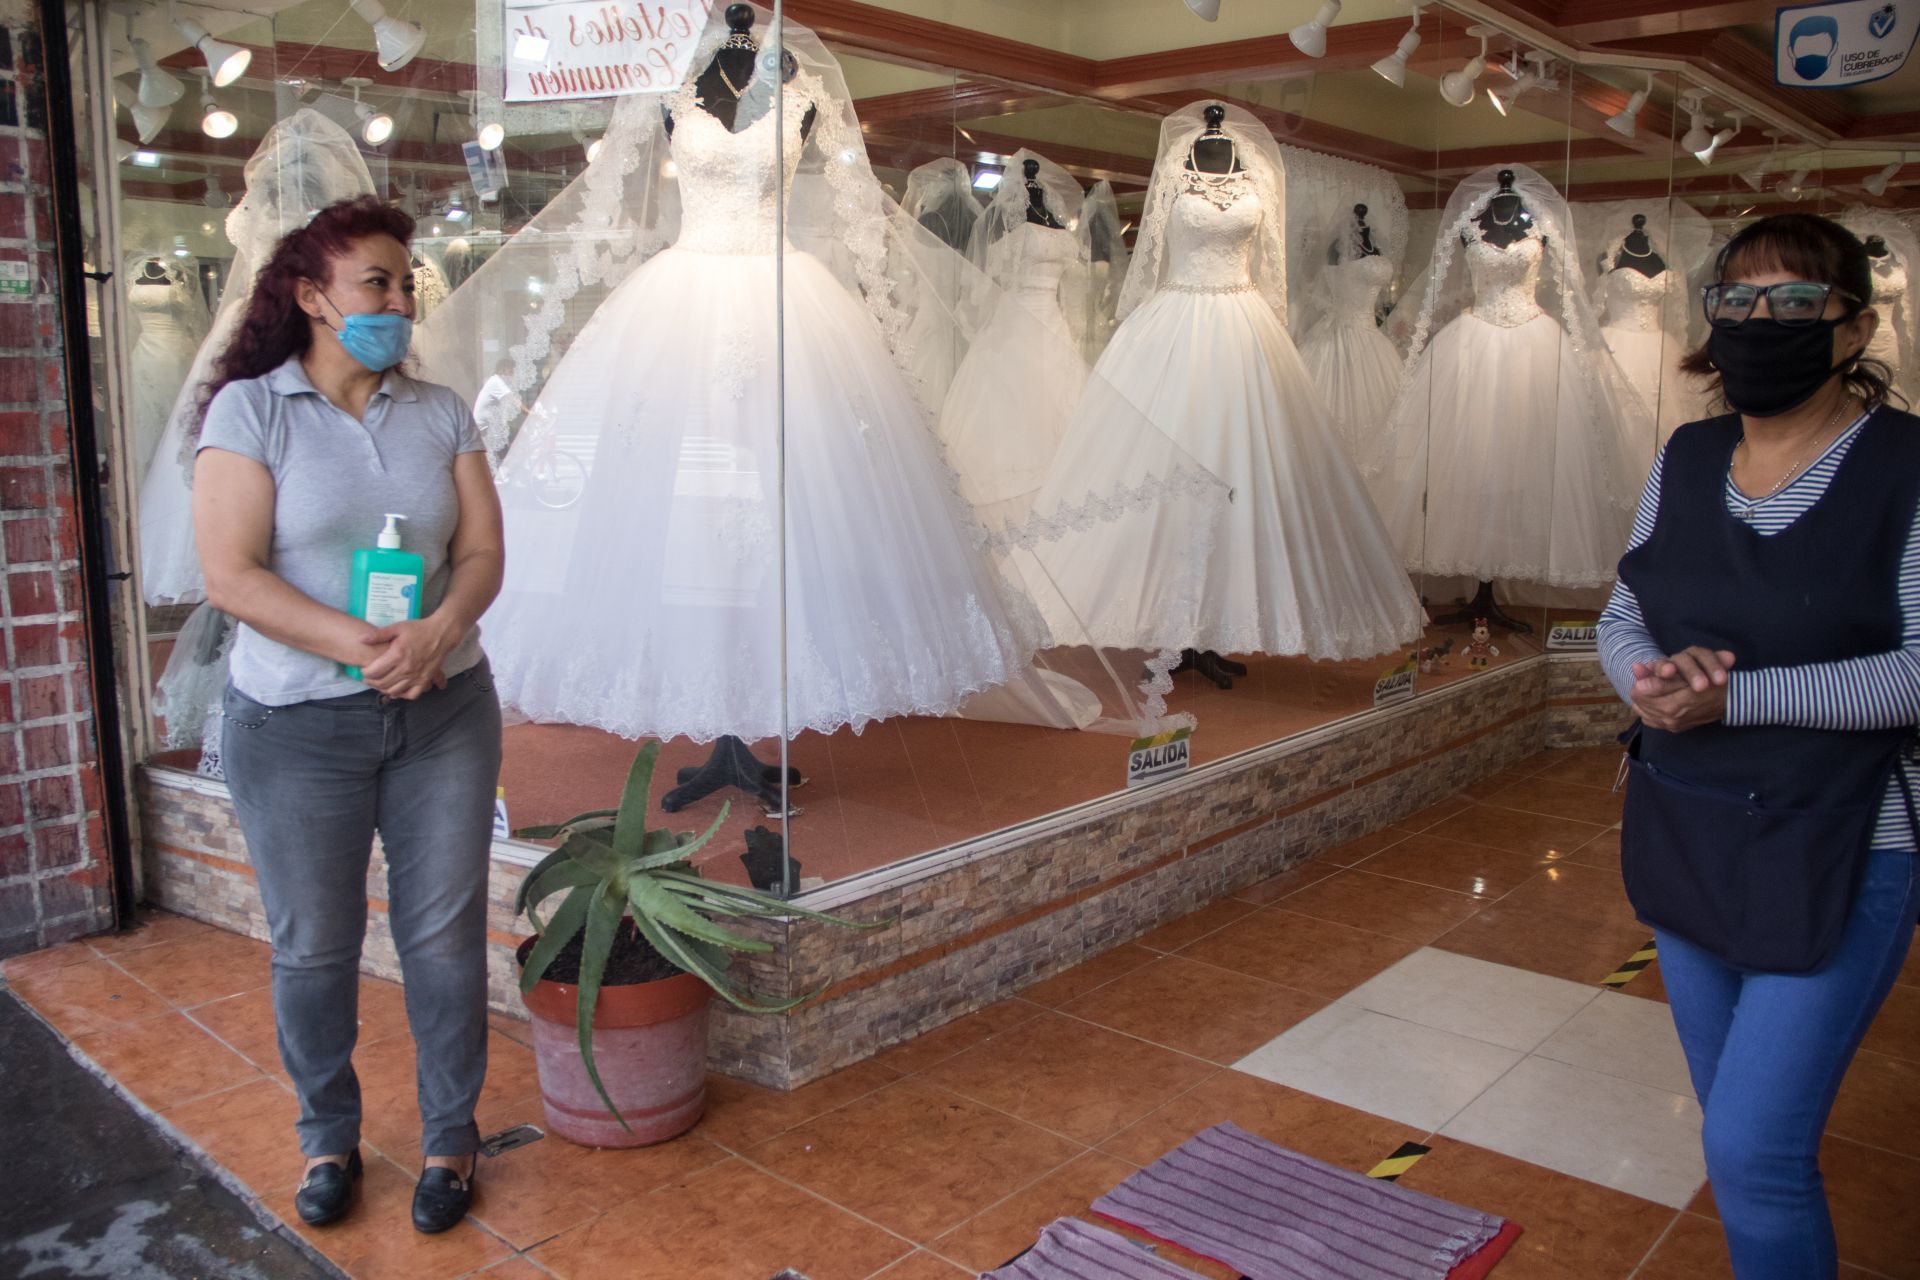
[201,195,417,416]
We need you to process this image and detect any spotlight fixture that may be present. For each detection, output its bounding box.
[171,233,193,258]
[1864,155,1906,197]
[114,74,171,144]
[1489,51,1554,117]
[194,68,237,139]
[585,136,603,163]
[347,0,425,72]
[1439,29,1491,108]
[1605,73,1652,139]
[113,138,135,163]
[1678,95,1712,156]
[1371,3,1424,88]
[201,175,228,207]
[1694,112,1740,166]
[130,35,184,108]
[343,76,392,146]
[972,164,1004,191]
[129,148,161,167]
[1776,164,1812,200]
[465,90,504,151]
[172,13,251,88]
[1183,0,1220,19]
[1742,132,1782,192]
[1288,0,1341,58]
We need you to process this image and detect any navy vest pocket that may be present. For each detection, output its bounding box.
[1622,757,1879,974]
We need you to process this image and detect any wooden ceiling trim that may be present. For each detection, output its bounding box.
[1548,0,1778,44]
[1089,15,1468,98]
[782,0,1097,93]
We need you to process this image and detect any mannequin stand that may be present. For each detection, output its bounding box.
[661,735,804,818]
[739,825,801,897]
[1174,648,1249,690]
[1431,581,1535,636]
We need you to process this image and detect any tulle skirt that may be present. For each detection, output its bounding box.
[1374,312,1636,588]
[1300,316,1403,464]
[482,245,1042,744]
[1601,322,1706,466]
[939,291,1087,511]
[138,429,204,606]
[1032,287,1423,661]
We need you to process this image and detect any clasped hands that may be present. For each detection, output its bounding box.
[350,615,461,700]
[1630,646,1735,733]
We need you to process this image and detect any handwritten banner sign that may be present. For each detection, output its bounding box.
[504,0,715,103]
[1775,0,1918,88]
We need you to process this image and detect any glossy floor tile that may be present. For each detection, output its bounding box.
[1234,1002,1524,1131]
[21,749,1920,1279]
[1440,1055,1706,1208]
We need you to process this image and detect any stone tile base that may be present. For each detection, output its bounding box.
[137,657,1596,1089]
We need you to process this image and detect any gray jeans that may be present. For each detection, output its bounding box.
[221,659,502,1158]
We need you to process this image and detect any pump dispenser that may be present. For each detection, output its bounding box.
[345,512,425,680]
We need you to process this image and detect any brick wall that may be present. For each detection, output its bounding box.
[0,14,115,957]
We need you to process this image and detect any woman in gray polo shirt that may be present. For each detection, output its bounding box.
[192,196,504,1234]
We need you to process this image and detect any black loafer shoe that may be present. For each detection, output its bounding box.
[410,1161,475,1234]
[294,1150,362,1227]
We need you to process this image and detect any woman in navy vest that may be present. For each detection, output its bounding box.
[1598,213,1917,1279]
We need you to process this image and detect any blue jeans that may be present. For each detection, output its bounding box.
[220,660,502,1158]
[1655,847,1919,1280]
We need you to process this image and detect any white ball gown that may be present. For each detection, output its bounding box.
[1379,233,1635,588]
[1299,253,1401,464]
[939,222,1088,510]
[1597,266,1705,459]
[127,272,206,477]
[482,80,1041,744]
[1867,257,1911,399]
[1032,168,1423,662]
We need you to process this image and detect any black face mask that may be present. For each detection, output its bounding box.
[1707,316,1857,418]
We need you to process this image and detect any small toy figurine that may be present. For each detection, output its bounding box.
[1463,619,1500,668]
[1415,637,1454,673]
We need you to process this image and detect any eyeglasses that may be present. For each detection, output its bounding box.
[1701,281,1862,328]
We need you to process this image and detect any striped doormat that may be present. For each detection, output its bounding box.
[1091,1123,1522,1280]
[981,1217,1215,1279]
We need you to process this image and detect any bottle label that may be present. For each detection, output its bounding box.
[363,571,418,626]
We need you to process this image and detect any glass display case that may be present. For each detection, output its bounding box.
[68,0,1885,914]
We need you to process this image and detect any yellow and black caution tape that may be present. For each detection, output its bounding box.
[1366,1141,1431,1182]
[1601,939,1658,988]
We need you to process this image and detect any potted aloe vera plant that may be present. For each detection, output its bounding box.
[514,741,880,1147]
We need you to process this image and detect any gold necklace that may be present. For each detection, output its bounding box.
[1735,394,1855,514]
[716,54,753,98]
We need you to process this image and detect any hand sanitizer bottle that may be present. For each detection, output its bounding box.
[345,513,424,681]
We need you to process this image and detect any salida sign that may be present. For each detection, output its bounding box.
[504,0,715,103]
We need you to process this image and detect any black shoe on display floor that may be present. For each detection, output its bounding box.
[293,1149,362,1227]
[411,1159,476,1234]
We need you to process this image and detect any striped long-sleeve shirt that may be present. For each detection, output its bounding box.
[1596,408,1920,851]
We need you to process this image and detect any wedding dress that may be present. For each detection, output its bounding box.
[1373,165,1639,588]
[1843,208,1918,402]
[893,157,981,405]
[1029,102,1423,662]
[1597,266,1704,452]
[1300,253,1400,462]
[126,263,207,476]
[1868,257,1911,396]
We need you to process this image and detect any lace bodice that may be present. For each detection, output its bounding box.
[1599,266,1667,333]
[1465,233,1544,328]
[128,280,198,343]
[1873,260,1908,306]
[667,76,817,255]
[990,222,1076,296]
[1322,254,1392,325]
[1163,175,1263,293]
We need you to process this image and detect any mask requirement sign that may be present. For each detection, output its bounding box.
[505,0,714,102]
[1776,0,1916,87]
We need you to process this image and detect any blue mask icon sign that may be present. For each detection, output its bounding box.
[1870,5,1897,38]
[1789,13,1840,79]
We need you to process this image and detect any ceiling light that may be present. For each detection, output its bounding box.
[1777,165,1812,200]
[1288,0,1340,58]
[1741,133,1781,191]
[444,189,468,223]
[1183,0,1220,18]
[1679,95,1712,155]
[202,176,228,207]
[343,76,392,146]
[114,75,171,144]
[130,148,160,167]
[1694,113,1740,166]
[1372,7,1424,88]
[585,136,603,163]
[972,165,1004,191]
[1605,73,1651,139]
[1439,31,1490,108]
[347,0,425,72]
[194,69,237,139]
[1488,51,1553,117]
[464,91,503,150]
[1864,156,1906,197]
[172,15,251,88]
[113,139,135,163]
[130,36,184,108]
[171,234,192,258]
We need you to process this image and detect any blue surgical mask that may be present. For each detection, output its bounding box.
[1794,53,1831,80]
[322,293,413,372]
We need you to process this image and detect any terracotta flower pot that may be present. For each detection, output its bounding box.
[515,937,711,1148]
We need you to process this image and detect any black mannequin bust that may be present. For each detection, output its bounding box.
[1188,103,1244,176]
[1333,202,1381,262]
[1866,234,1890,260]
[136,258,171,284]
[1470,169,1534,249]
[1613,213,1666,277]
[1024,158,1066,230]
[664,4,815,139]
